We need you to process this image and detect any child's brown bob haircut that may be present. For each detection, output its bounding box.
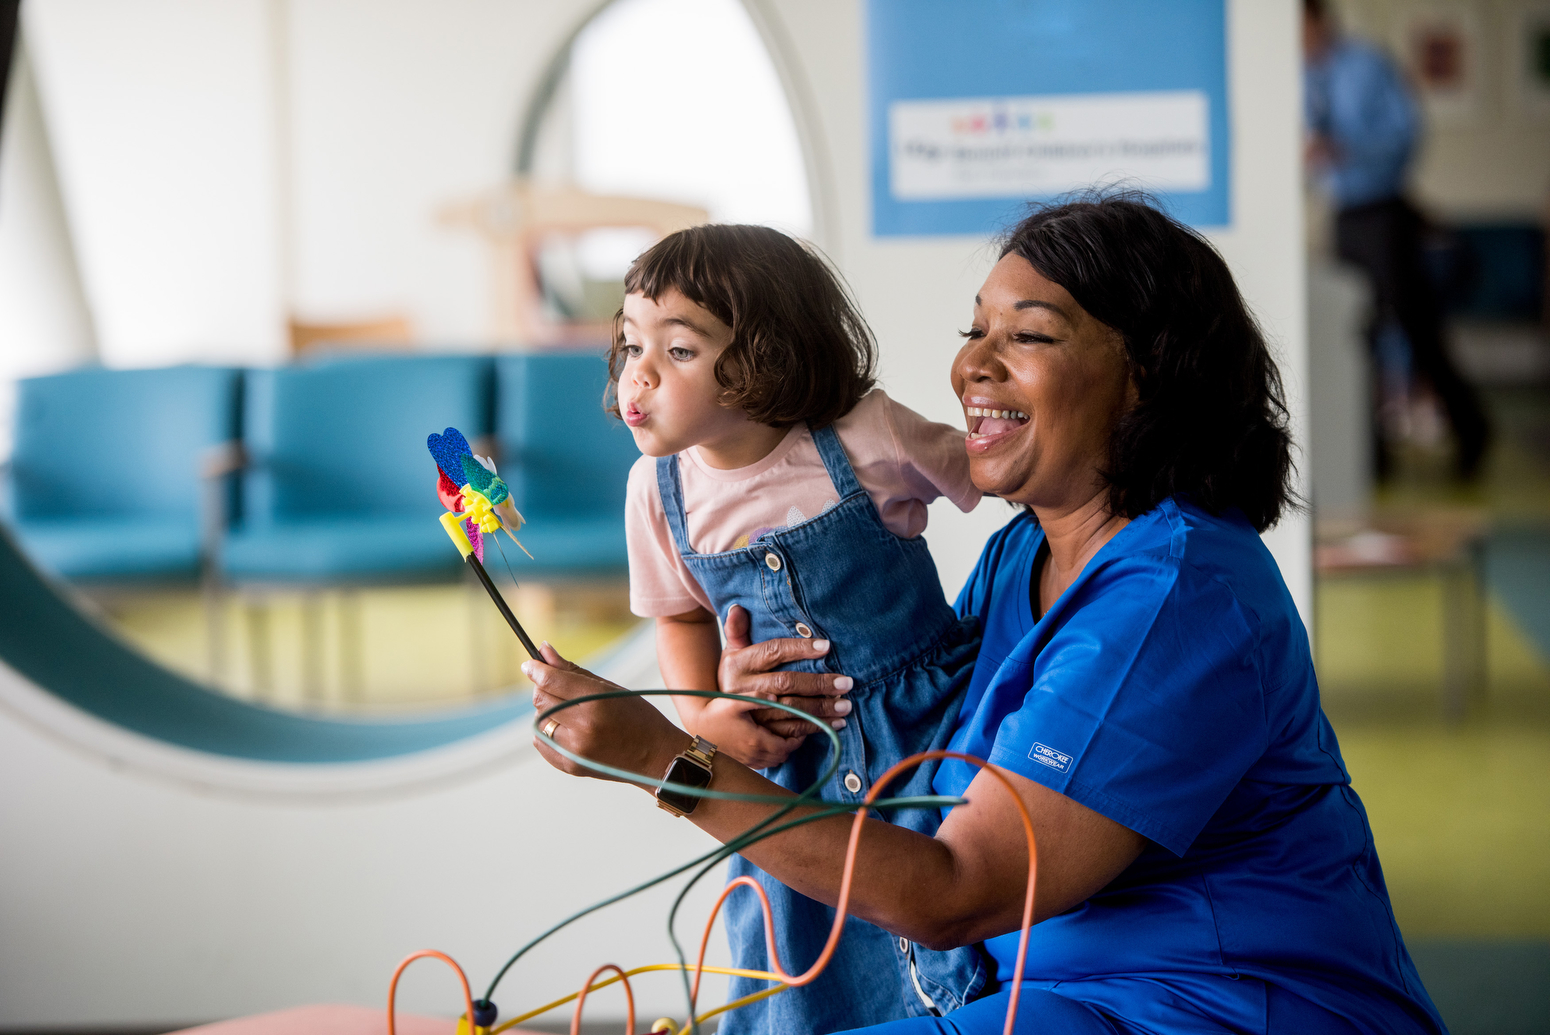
[607,224,876,429]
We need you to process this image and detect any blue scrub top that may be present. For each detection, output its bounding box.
[934,498,1446,1034]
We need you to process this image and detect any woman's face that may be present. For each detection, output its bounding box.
[953,253,1135,509]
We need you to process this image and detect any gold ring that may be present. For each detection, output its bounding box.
[542,718,561,739]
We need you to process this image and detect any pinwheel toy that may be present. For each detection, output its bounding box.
[428,427,541,659]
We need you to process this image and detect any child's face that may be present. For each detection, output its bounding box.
[618,289,747,458]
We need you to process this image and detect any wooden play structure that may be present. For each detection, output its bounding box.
[440,180,707,346]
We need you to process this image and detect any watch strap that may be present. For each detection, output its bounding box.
[655,736,717,818]
[684,735,717,768]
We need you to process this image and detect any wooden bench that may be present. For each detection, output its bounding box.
[1315,510,1489,720]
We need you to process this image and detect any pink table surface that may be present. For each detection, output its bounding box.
[166,1003,548,1034]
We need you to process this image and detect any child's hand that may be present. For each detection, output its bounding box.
[691,694,809,770]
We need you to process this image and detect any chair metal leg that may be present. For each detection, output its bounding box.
[246,598,272,699]
[340,589,363,702]
[202,570,226,686]
[301,592,325,703]
[1441,550,1486,722]
[198,443,241,690]
[1465,541,1487,710]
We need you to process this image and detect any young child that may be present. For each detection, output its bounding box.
[613,224,986,1034]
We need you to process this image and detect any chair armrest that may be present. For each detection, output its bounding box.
[199,443,245,568]
[200,440,247,479]
[470,435,500,464]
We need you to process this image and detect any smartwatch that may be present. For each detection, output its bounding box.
[655,736,717,817]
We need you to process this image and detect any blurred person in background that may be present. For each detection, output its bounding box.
[1302,0,1492,481]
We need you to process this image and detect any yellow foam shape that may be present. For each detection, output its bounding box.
[439,511,475,559]
[460,485,504,534]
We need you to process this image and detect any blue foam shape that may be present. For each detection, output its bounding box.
[427,427,474,484]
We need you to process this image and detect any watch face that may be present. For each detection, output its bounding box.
[658,755,714,815]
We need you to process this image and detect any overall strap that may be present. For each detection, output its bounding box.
[655,454,695,556]
[811,422,864,499]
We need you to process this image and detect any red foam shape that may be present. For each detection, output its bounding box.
[436,470,463,512]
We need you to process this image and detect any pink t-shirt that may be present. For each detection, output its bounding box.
[626,389,980,618]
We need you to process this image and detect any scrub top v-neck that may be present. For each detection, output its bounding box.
[933,498,1446,1035]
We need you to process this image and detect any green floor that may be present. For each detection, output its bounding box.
[83,578,639,712]
[1317,583,1549,939]
[1317,382,1550,1032]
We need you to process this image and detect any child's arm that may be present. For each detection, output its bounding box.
[657,607,808,770]
[656,607,721,722]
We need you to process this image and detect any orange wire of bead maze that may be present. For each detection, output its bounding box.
[387,750,1038,1035]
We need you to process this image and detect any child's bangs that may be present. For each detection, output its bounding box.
[607,224,876,429]
[621,232,733,328]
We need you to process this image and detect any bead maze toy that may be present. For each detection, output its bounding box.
[402,429,1040,1035]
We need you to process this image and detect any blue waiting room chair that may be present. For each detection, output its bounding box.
[219,355,493,697]
[221,354,494,584]
[4,365,243,583]
[493,350,639,578]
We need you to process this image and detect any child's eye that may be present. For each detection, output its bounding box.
[624,343,643,358]
[668,347,695,361]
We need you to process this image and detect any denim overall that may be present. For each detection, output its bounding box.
[657,424,987,1035]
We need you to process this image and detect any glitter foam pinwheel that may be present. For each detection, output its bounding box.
[427,427,540,659]
[427,427,531,563]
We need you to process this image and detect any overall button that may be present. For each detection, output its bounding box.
[795,622,813,637]
[764,552,782,571]
[899,937,909,953]
[843,771,863,794]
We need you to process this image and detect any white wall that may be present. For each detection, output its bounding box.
[15,0,600,359]
[1215,0,1314,620]
[0,647,737,1030]
[753,0,1313,621]
[284,0,589,340]
[22,0,286,368]
[0,2,1313,1029]
[1333,0,1550,220]
[571,0,812,236]
[0,40,97,461]
[1308,262,1374,517]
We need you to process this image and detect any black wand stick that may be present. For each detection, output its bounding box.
[465,552,541,660]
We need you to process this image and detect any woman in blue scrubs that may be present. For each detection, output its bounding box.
[526,197,1447,1034]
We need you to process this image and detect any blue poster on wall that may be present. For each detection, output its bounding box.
[867,0,1231,237]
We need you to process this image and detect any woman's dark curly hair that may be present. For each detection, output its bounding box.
[1000,195,1297,531]
[607,224,876,428]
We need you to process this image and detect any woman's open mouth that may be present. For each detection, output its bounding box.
[966,405,1029,448]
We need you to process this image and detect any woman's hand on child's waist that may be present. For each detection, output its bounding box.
[718,606,855,696]
[718,605,855,741]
